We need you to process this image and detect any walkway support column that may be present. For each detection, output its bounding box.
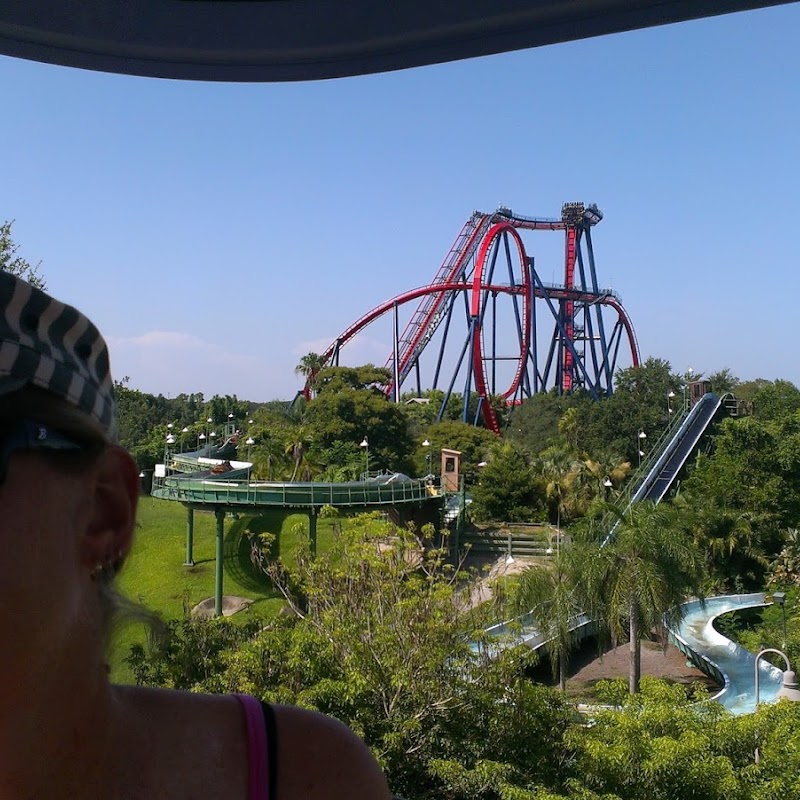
[308,510,318,559]
[184,506,195,566]
[215,508,225,617]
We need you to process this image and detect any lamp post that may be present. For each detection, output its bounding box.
[667,390,675,416]
[637,430,647,468]
[181,426,189,451]
[603,476,613,500]
[360,436,369,479]
[203,417,212,453]
[422,438,432,478]
[754,647,800,762]
[165,431,176,472]
[683,367,694,411]
[773,591,788,648]
[245,436,255,478]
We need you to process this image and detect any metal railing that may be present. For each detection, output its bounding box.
[151,473,436,509]
[612,404,690,514]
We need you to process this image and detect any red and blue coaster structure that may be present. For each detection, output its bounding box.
[308,203,640,434]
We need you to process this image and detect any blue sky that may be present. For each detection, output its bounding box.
[2,4,798,402]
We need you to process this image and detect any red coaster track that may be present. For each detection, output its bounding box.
[311,203,640,433]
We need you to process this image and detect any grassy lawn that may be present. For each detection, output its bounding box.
[109,497,340,683]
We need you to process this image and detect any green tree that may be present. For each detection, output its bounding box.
[683,413,800,555]
[672,494,765,593]
[514,549,587,690]
[0,220,46,288]
[421,419,496,485]
[750,379,800,421]
[769,528,800,588]
[578,357,683,461]
[582,502,705,693]
[567,679,740,800]
[537,444,579,531]
[399,389,475,430]
[708,367,739,395]
[470,442,542,522]
[305,382,415,477]
[128,514,576,799]
[203,395,251,432]
[284,423,313,482]
[294,352,328,398]
[569,451,631,519]
[505,390,584,457]
[314,364,392,394]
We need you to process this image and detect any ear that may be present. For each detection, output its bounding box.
[81,446,140,569]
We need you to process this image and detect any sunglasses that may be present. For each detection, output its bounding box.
[0,418,94,484]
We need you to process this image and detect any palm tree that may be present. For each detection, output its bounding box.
[771,527,800,587]
[674,494,766,591]
[284,425,311,482]
[582,501,705,693]
[571,451,631,517]
[294,352,328,399]
[537,445,578,548]
[250,431,289,480]
[514,549,586,690]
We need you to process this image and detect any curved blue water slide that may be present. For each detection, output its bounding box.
[481,594,784,714]
[666,594,783,715]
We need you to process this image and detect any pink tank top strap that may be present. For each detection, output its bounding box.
[235,694,271,800]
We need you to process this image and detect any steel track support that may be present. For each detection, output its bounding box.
[462,317,478,423]
[531,270,600,400]
[585,227,613,393]
[437,325,473,422]
[432,290,460,390]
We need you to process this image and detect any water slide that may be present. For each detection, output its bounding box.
[637,392,724,503]
[666,594,784,715]
[603,392,724,544]
[484,594,784,714]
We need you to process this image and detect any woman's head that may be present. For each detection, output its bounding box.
[0,272,140,641]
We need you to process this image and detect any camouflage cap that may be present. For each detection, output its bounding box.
[0,272,117,442]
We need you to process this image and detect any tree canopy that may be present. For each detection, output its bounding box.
[0,220,46,288]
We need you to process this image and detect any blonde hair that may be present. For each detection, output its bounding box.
[0,386,163,645]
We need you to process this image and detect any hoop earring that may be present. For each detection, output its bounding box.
[90,553,119,582]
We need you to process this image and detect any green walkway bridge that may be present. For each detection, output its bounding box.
[150,462,443,616]
[152,473,435,509]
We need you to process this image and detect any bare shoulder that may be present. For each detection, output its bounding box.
[112,686,248,799]
[273,705,392,799]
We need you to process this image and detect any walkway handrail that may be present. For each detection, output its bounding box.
[151,473,435,509]
[603,404,690,524]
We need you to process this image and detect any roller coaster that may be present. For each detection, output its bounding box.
[308,203,640,433]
